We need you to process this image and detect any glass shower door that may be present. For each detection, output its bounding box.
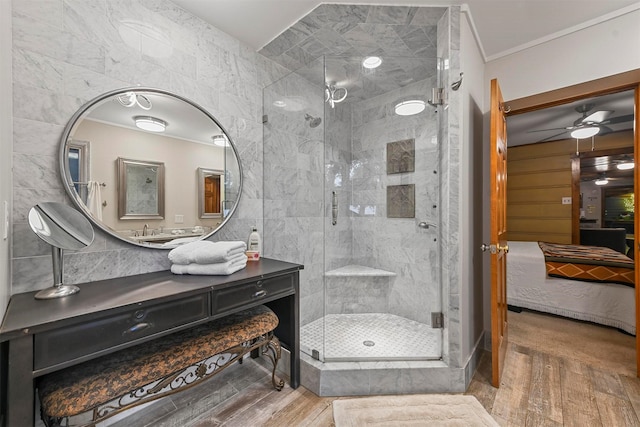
[321,55,443,361]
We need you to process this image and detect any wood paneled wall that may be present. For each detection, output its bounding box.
[507,131,634,243]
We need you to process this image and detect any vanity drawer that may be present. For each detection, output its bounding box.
[214,274,294,315]
[34,293,209,371]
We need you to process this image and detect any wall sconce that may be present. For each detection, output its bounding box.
[325,84,347,108]
[117,92,152,110]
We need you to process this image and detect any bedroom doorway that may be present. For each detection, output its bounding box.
[500,69,640,377]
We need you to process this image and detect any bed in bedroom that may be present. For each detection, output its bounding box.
[507,241,636,335]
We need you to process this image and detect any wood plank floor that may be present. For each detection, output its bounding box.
[99,310,640,426]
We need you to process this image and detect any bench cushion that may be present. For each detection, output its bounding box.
[38,305,278,418]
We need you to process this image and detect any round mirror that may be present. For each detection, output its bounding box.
[28,202,95,299]
[59,88,243,249]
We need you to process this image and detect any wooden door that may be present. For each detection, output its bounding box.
[204,175,221,214]
[635,84,640,377]
[490,78,509,387]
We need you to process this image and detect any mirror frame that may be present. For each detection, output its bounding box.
[59,87,243,249]
[197,167,224,219]
[117,157,166,220]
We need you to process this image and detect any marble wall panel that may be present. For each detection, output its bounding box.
[10,0,278,292]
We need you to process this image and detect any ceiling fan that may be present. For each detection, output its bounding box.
[527,103,634,143]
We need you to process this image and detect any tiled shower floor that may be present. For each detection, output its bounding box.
[300,313,442,361]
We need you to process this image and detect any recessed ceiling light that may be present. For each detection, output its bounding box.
[395,100,426,116]
[134,116,166,132]
[570,126,599,139]
[273,100,286,108]
[362,56,382,69]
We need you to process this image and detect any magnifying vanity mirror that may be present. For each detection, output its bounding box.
[28,202,95,299]
[59,88,243,248]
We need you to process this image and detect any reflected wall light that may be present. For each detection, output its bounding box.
[117,92,152,110]
[134,116,166,132]
[395,100,426,116]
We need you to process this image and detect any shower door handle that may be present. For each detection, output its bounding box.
[331,191,338,225]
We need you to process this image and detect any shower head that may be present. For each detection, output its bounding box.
[305,113,322,128]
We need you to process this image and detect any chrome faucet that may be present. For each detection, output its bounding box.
[142,223,149,236]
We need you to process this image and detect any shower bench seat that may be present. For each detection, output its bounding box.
[324,265,396,277]
[37,305,284,427]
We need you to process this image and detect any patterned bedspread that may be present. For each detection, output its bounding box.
[538,241,635,287]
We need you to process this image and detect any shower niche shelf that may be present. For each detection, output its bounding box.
[324,265,396,277]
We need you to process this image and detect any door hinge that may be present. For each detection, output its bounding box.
[312,349,320,360]
[431,312,444,328]
[262,114,269,124]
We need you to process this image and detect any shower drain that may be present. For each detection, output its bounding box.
[363,340,375,347]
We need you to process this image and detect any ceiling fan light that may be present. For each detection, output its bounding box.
[617,162,635,170]
[595,177,609,186]
[134,116,166,132]
[571,126,599,139]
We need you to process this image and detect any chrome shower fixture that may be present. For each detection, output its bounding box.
[305,114,322,128]
[451,72,464,91]
[427,87,445,107]
[325,83,347,108]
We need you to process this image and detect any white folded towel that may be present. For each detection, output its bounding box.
[162,236,200,248]
[168,240,247,265]
[171,254,248,276]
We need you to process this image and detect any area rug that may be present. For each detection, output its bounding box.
[332,394,498,426]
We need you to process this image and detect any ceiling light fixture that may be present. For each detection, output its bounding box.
[134,116,166,132]
[570,126,599,139]
[212,134,228,147]
[395,100,426,116]
[273,100,287,108]
[617,161,635,170]
[362,56,382,69]
[595,176,609,186]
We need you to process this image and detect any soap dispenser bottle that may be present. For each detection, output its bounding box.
[247,227,262,261]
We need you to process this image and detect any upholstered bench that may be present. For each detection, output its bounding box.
[37,305,284,427]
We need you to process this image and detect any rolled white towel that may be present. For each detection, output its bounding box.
[168,240,247,265]
[171,254,248,276]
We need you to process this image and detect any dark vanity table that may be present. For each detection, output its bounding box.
[0,258,301,427]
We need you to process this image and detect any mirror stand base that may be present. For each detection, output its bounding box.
[35,284,80,300]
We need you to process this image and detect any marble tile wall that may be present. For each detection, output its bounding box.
[10,0,288,293]
[348,76,440,325]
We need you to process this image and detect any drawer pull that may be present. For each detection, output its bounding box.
[253,290,267,298]
[123,322,152,336]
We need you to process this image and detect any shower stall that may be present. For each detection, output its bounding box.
[263,52,446,372]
